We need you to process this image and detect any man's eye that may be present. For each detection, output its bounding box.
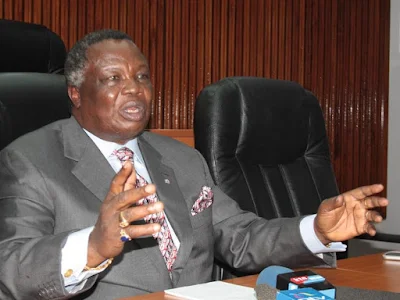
[108,75,119,81]
[137,73,150,80]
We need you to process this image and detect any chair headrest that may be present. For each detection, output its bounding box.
[195,77,326,165]
[0,72,71,149]
[0,19,66,73]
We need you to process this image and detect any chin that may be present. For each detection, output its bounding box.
[125,125,147,139]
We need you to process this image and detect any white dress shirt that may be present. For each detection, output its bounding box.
[61,131,346,292]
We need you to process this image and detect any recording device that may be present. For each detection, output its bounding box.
[255,265,335,300]
[382,250,400,261]
[276,269,336,299]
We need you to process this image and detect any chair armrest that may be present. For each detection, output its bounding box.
[356,233,400,244]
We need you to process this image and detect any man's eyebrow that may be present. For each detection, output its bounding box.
[136,63,150,69]
[97,63,149,71]
[99,65,122,71]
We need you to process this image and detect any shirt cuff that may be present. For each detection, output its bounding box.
[61,226,107,293]
[299,215,347,254]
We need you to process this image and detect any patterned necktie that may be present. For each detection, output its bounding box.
[113,147,178,272]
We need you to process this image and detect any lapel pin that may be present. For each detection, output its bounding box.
[164,179,170,184]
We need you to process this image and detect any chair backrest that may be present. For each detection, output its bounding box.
[194,77,339,219]
[0,19,66,74]
[0,73,71,150]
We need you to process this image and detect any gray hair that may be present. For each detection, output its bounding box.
[64,29,134,87]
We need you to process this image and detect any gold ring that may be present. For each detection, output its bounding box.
[120,229,131,242]
[119,211,129,228]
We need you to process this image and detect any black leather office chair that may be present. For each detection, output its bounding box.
[0,73,71,150]
[0,19,66,74]
[194,77,341,278]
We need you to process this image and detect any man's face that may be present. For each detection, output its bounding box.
[69,39,153,144]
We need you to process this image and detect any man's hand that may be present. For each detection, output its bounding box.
[87,161,163,267]
[314,184,389,245]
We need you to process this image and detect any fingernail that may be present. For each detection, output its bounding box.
[123,161,129,169]
[145,185,153,193]
[154,224,160,232]
[148,203,157,212]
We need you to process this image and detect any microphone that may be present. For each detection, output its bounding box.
[255,265,336,300]
[254,266,291,300]
[256,266,293,287]
[254,284,280,300]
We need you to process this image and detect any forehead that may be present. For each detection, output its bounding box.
[86,39,148,68]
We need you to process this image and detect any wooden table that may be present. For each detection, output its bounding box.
[119,253,400,300]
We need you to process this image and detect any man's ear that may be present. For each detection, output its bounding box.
[68,86,81,108]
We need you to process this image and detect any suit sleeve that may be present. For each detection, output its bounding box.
[0,148,97,300]
[194,151,336,273]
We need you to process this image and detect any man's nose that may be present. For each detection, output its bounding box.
[122,78,142,94]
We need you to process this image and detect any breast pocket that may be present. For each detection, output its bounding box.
[190,205,212,229]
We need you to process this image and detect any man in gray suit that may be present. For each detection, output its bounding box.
[0,30,388,299]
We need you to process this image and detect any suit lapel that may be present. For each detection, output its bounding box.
[62,117,115,202]
[138,134,194,285]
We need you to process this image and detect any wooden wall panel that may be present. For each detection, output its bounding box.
[0,0,389,196]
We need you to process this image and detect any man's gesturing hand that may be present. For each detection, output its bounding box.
[87,161,163,267]
[314,184,389,245]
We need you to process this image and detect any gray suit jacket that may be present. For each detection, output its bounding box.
[0,117,334,299]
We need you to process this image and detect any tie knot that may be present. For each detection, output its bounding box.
[113,147,134,163]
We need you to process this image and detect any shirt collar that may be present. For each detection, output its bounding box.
[83,129,145,164]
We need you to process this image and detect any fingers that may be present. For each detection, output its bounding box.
[360,209,383,237]
[123,161,137,191]
[91,163,162,262]
[363,196,389,209]
[322,184,388,212]
[118,202,164,241]
[122,223,161,240]
[346,184,384,200]
[365,209,383,223]
[364,222,377,236]
[106,160,158,210]
[108,161,134,196]
[113,184,157,210]
[120,201,164,224]
[360,195,387,235]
